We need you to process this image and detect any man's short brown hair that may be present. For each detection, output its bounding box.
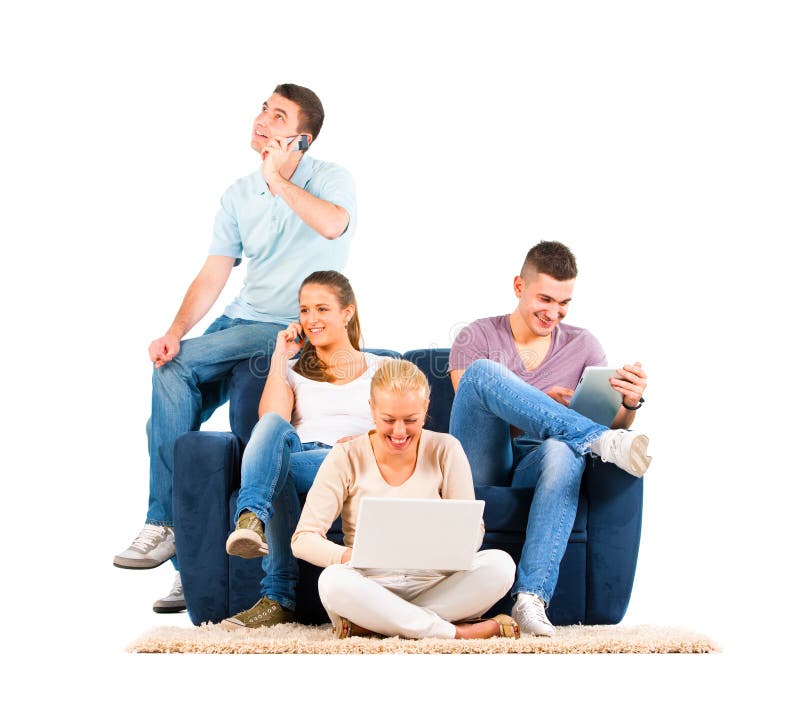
[520,241,578,281]
[273,83,325,141]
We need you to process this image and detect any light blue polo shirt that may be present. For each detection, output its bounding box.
[208,154,356,324]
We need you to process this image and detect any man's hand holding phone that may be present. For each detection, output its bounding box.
[260,134,309,188]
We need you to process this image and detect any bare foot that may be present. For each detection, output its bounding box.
[454,620,501,639]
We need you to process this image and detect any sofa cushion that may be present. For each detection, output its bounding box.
[477,485,588,536]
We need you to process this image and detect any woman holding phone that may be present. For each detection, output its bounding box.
[221,270,384,630]
[292,359,520,640]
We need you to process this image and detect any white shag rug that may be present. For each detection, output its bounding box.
[128,622,719,654]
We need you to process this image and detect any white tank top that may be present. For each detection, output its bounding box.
[286,352,383,446]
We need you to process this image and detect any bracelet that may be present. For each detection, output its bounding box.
[622,397,645,411]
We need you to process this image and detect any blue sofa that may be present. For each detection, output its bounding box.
[173,348,643,627]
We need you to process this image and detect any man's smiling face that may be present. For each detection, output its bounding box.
[514,272,575,337]
[251,92,304,153]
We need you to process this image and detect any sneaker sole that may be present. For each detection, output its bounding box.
[153,601,187,613]
[626,434,652,477]
[511,606,556,637]
[226,530,269,558]
[218,614,295,631]
[218,618,246,631]
[113,555,172,569]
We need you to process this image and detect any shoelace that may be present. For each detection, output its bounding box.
[599,430,624,464]
[130,525,167,552]
[517,596,549,625]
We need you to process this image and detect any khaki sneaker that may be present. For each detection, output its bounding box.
[219,597,295,630]
[225,510,269,558]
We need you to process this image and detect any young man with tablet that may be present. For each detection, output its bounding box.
[448,241,651,637]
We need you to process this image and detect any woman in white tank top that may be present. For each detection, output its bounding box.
[221,270,384,631]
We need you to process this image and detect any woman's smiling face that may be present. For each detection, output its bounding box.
[370,388,429,456]
[298,283,353,348]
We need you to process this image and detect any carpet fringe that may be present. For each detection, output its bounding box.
[128,622,719,654]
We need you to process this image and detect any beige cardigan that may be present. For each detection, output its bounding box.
[291,430,481,567]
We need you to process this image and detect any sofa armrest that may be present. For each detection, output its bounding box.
[173,430,241,625]
[583,456,644,624]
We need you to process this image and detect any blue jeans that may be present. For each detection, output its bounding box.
[449,359,608,604]
[235,413,330,612]
[146,315,282,532]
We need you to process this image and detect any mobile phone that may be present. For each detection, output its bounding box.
[289,134,310,152]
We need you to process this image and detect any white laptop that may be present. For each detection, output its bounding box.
[350,497,485,571]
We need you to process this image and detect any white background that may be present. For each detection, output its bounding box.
[2,0,797,697]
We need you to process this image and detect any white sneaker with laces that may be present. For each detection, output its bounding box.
[512,593,556,637]
[113,524,176,569]
[590,430,652,477]
[153,572,186,613]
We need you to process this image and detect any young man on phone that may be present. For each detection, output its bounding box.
[113,84,356,614]
[448,241,651,636]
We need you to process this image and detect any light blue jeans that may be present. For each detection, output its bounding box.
[235,412,330,612]
[449,359,608,604]
[146,315,282,532]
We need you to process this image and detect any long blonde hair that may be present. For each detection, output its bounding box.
[370,359,430,401]
[292,271,363,383]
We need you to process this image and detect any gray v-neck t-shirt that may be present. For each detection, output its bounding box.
[448,315,606,391]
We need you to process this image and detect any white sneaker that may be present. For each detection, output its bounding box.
[153,572,186,613]
[590,430,652,477]
[512,593,556,637]
[113,524,176,569]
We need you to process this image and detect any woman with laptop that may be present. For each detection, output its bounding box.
[292,359,520,640]
[220,270,386,631]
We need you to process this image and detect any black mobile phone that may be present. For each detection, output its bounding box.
[290,134,310,152]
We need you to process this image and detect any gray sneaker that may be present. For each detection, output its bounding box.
[219,597,295,630]
[512,593,555,637]
[113,524,176,569]
[590,430,652,477]
[225,511,269,558]
[153,572,186,613]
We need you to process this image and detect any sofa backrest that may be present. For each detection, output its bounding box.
[400,349,454,433]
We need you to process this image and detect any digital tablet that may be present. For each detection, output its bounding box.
[568,366,622,427]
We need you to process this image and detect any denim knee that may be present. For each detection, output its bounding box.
[461,358,502,384]
[454,360,504,408]
[249,412,295,445]
[152,356,194,396]
[538,439,585,484]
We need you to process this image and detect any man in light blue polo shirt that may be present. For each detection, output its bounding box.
[113,84,356,613]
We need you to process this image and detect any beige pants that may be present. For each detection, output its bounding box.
[317,549,515,639]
